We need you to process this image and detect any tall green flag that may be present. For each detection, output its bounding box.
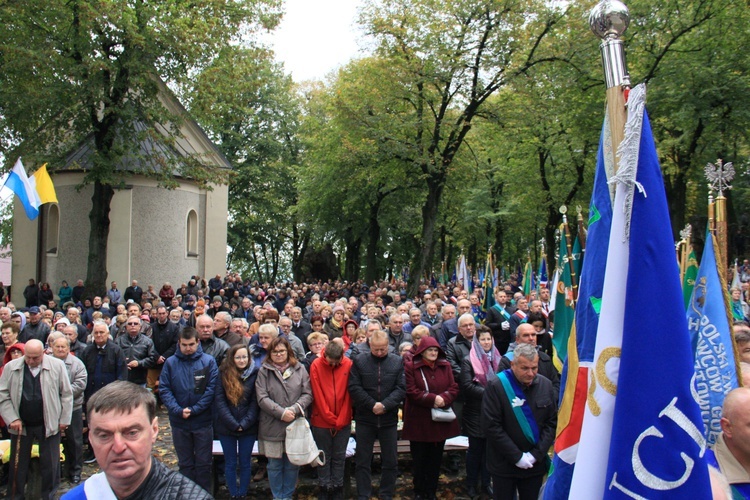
[522,260,533,297]
[552,231,575,371]
[683,249,698,309]
[482,253,496,317]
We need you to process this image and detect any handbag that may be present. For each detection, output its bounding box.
[285,403,326,467]
[420,369,456,422]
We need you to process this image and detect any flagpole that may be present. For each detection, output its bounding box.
[560,205,578,302]
[705,159,734,275]
[590,1,631,175]
[678,223,692,283]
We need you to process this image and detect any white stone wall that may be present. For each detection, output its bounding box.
[12,173,228,300]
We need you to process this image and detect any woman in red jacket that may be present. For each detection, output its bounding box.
[309,340,353,500]
[402,336,460,500]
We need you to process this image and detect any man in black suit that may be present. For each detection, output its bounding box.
[290,307,312,351]
[124,280,143,305]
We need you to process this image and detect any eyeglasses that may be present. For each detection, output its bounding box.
[271,350,287,355]
[126,322,140,326]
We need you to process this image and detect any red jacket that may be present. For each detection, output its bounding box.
[402,336,460,442]
[309,355,353,430]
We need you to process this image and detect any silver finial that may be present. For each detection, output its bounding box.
[705,159,734,197]
[590,1,630,89]
[679,223,692,242]
[589,1,630,40]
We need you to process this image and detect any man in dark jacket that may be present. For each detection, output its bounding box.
[113,316,157,386]
[432,304,459,349]
[213,311,244,347]
[71,280,86,305]
[23,279,40,308]
[349,330,406,500]
[19,306,51,343]
[196,314,230,366]
[481,343,556,500]
[123,280,143,305]
[148,306,180,399]
[498,323,560,399]
[65,381,211,499]
[159,327,218,494]
[64,324,88,356]
[446,313,475,382]
[485,289,516,355]
[386,313,412,351]
[81,322,128,402]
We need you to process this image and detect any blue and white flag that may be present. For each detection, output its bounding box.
[543,115,614,500]
[459,255,471,292]
[570,84,711,499]
[2,158,41,220]
[687,231,739,446]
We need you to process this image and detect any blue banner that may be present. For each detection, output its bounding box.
[686,231,739,445]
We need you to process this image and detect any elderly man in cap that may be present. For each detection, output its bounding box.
[0,339,73,499]
[20,306,51,344]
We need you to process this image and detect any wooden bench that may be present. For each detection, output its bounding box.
[345,437,468,497]
[211,437,468,497]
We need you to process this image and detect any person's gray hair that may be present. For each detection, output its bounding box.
[92,319,108,329]
[292,306,302,314]
[258,323,279,338]
[367,319,382,329]
[370,329,389,344]
[458,313,475,327]
[514,343,539,361]
[47,331,69,346]
[87,381,157,423]
[409,308,421,316]
[735,329,750,345]
[233,317,249,329]
[215,311,233,324]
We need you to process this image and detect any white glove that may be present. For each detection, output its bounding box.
[515,452,535,469]
[524,452,536,465]
[501,321,510,330]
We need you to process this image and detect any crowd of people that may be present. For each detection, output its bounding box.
[0,271,747,499]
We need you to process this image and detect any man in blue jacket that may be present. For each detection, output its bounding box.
[159,326,218,493]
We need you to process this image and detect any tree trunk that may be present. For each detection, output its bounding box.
[494,218,505,265]
[407,177,443,296]
[664,169,687,240]
[365,199,382,284]
[468,237,478,282]
[86,181,114,297]
[344,233,362,282]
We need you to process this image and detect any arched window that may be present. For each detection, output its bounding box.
[46,204,60,254]
[186,209,198,257]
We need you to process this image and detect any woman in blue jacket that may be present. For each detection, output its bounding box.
[216,344,260,500]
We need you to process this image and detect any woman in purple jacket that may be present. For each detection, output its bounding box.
[402,336,460,499]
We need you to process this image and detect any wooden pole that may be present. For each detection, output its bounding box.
[715,195,728,274]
